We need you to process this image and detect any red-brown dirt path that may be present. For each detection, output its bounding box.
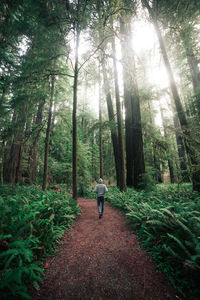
[32,198,178,300]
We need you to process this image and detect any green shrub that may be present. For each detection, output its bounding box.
[106,184,200,299]
[0,185,80,299]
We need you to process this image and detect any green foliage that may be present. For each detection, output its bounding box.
[0,185,80,299]
[106,184,200,299]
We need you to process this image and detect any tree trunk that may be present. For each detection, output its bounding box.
[72,29,80,200]
[112,34,126,191]
[0,87,6,115]
[159,99,175,183]
[120,18,145,189]
[98,67,103,179]
[0,140,5,185]
[42,76,55,190]
[102,58,120,187]
[5,108,27,183]
[143,0,200,190]
[181,29,200,118]
[30,100,45,184]
[180,31,200,95]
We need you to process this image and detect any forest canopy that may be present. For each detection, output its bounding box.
[1,0,200,196]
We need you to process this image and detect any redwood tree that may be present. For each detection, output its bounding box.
[120,16,145,188]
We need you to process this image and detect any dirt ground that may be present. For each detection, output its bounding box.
[31,198,179,300]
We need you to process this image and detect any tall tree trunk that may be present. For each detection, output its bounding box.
[143,0,200,190]
[170,100,190,182]
[102,58,120,187]
[180,29,200,118]
[72,29,80,200]
[147,100,162,182]
[0,140,5,185]
[30,100,45,184]
[159,99,175,183]
[112,34,126,191]
[0,87,6,115]
[42,76,55,190]
[120,18,145,189]
[180,31,200,95]
[98,67,103,179]
[5,107,27,183]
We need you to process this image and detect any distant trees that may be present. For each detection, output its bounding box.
[142,0,200,191]
[1,0,200,191]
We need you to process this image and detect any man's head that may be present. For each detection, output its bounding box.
[99,178,103,184]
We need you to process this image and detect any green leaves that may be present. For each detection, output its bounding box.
[107,184,200,298]
[0,184,80,299]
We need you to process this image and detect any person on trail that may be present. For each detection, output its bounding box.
[94,178,108,219]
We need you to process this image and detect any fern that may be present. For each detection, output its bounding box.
[0,184,79,299]
[167,233,191,258]
[146,219,171,229]
[176,219,195,241]
[163,244,182,260]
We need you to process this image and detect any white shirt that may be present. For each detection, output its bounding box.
[94,183,108,197]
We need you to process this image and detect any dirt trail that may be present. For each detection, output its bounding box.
[32,198,177,300]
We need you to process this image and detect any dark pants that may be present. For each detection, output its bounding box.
[97,196,104,215]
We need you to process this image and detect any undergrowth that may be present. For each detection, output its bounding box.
[0,184,80,299]
[105,183,200,300]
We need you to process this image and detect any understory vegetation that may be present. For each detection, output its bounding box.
[0,185,80,299]
[105,183,200,299]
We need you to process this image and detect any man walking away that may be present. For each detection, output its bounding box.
[94,178,108,219]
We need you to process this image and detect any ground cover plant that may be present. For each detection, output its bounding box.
[106,184,200,299]
[0,185,80,299]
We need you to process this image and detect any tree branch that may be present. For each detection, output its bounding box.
[78,35,112,72]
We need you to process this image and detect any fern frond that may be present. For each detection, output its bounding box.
[146,220,171,229]
[167,233,190,257]
[163,244,182,260]
[176,219,195,240]
[160,208,175,218]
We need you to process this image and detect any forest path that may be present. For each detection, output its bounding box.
[32,198,177,300]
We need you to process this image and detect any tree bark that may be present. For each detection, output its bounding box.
[120,18,145,189]
[30,100,45,184]
[102,58,120,187]
[170,100,191,182]
[72,29,80,200]
[0,140,5,184]
[112,34,126,191]
[98,66,103,179]
[5,108,27,183]
[42,76,55,190]
[180,30,200,95]
[181,29,200,118]
[159,99,175,183]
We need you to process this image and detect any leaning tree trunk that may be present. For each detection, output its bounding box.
[120,18,145,189]
[112,33,126,191]
[142,0,200,191]
[42,76,55,190]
